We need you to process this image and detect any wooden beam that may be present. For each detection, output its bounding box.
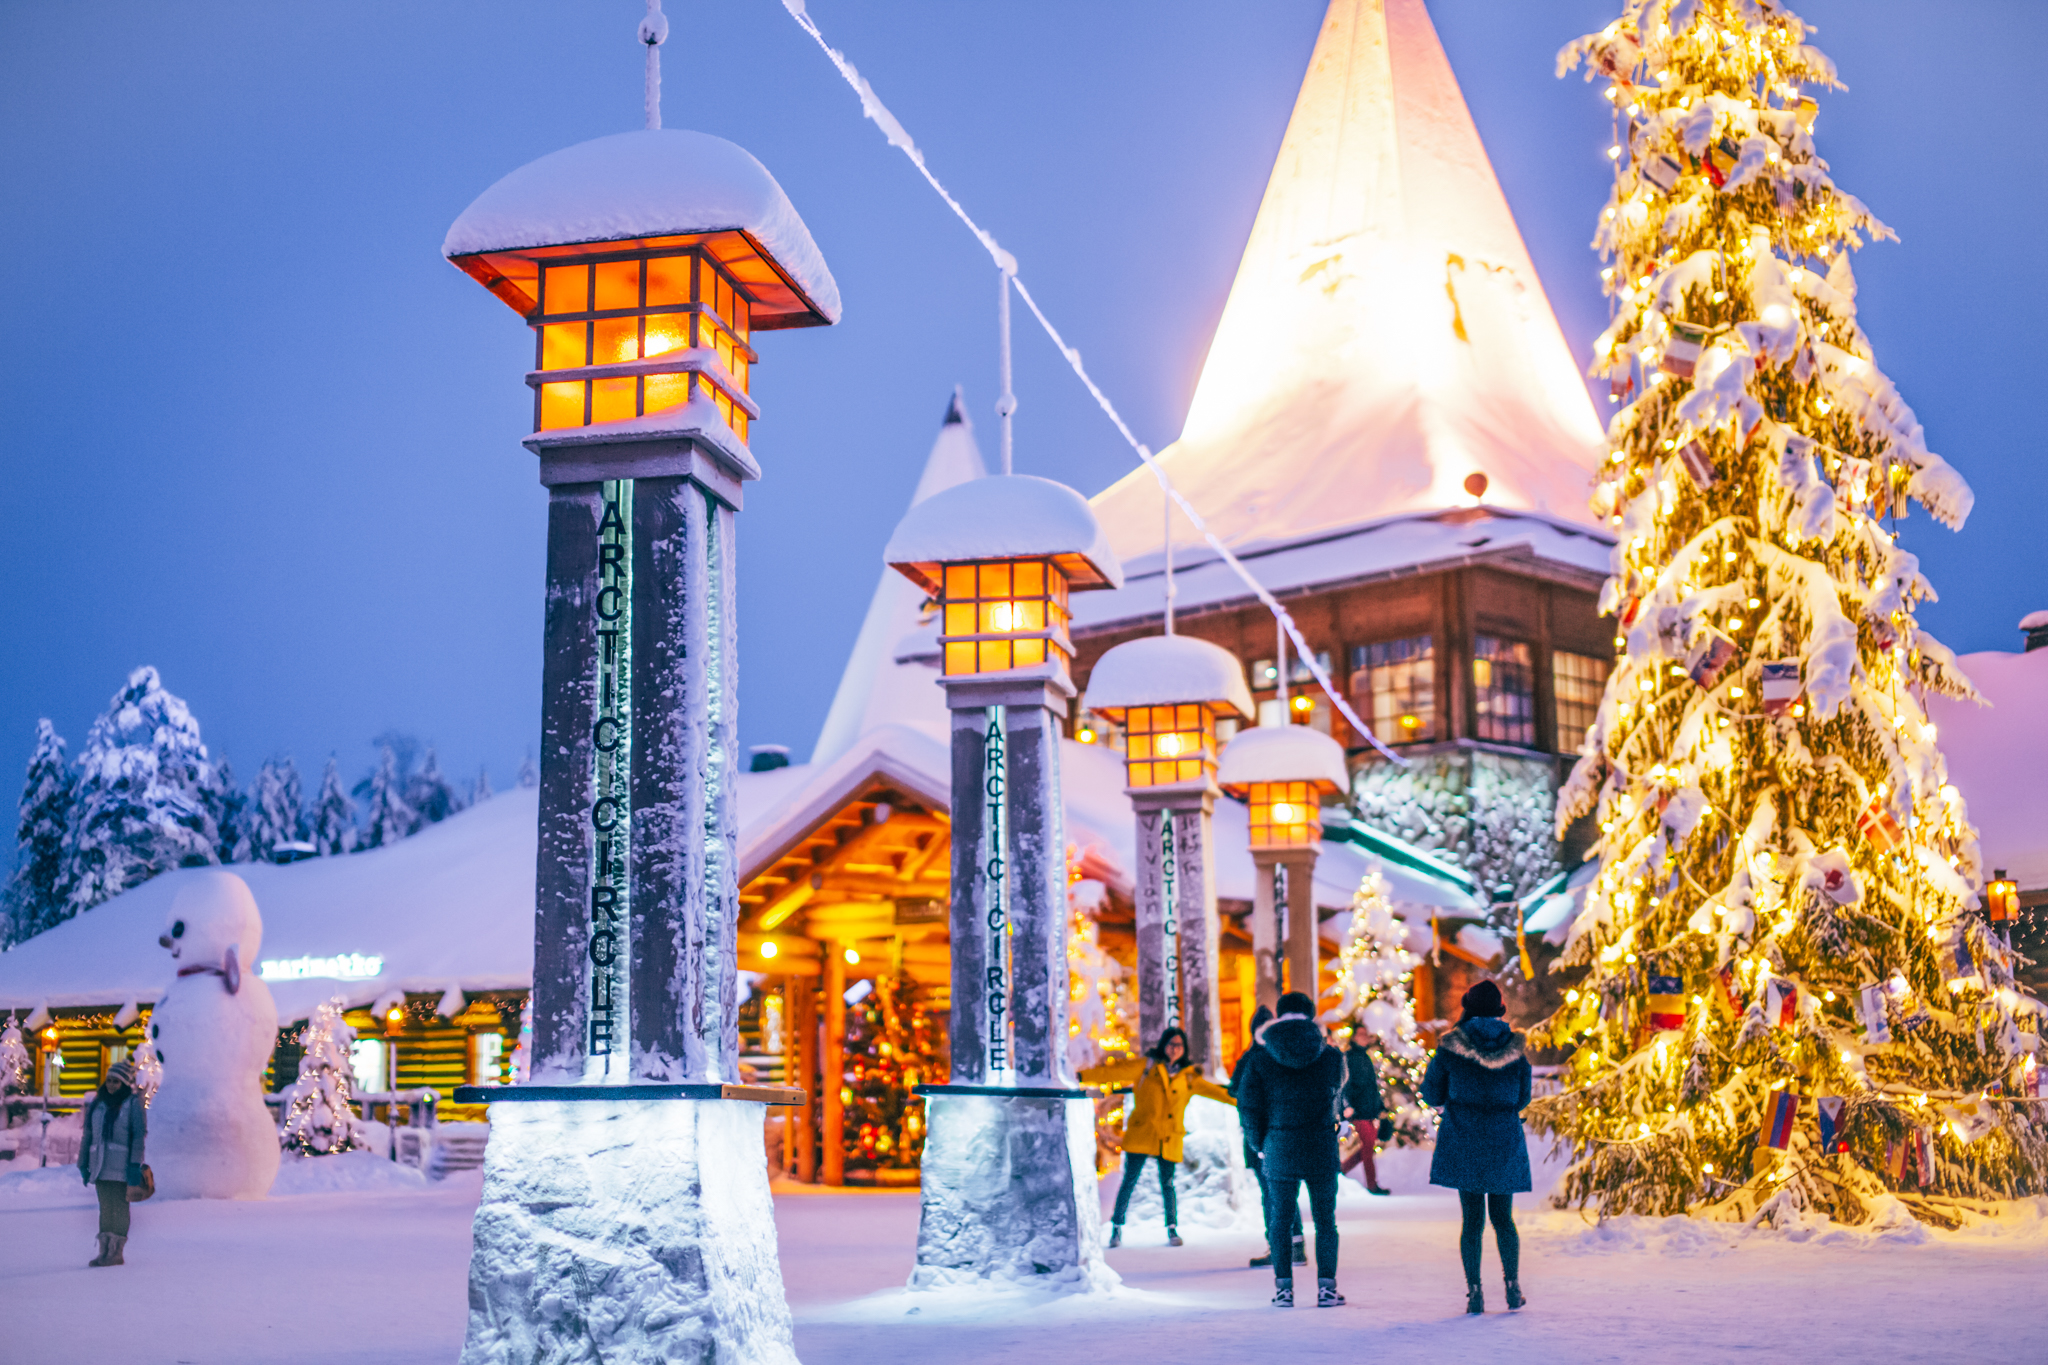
[822,949,846,1187]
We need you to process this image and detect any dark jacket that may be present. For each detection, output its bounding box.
[1341,1043,1384,1121]
[1421,1018,1532,1193]
[78,1089,146,1186]
[1236,1016,1346,1179]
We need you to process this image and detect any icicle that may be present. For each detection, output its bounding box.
[639,0,668,132]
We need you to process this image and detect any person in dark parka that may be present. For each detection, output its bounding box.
[1236,992,1348,1308]
[1229,1004,1302,1268]
[77,1059,146,1267]
[1339,1035,1391,1195]
[1421,979,1532,1314]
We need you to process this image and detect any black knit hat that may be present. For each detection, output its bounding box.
[1461,980,1507,1019]
[1276,990,1317,1018]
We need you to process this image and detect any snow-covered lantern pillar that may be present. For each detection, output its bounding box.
[883,473,1123,1285]
[443,123,838,1363]
[1218,725,1349,1010]
[1082,635,1252,1072]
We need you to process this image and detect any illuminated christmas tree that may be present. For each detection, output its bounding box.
[840,976,943,1176]
[280,998,364,1155]
[1325,870,1431,1144]
[1066,874,1135,1073]
[1533,0,2047,1227]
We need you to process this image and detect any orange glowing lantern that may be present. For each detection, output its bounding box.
[1218,725,1351,849]
[445,130,840,455]
[885,475,1122,680]
[1988,870,2021,923]
[1083,635,1255,789]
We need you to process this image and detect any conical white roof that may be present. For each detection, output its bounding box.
[1092,0,1603,563]
[809,392,988,766]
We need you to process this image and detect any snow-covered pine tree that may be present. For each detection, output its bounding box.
[241,758,306,864]
[516,753,538,789]
[0,1018,31,1101]
[58,667,222,916]
[358,745,418,849]
[405,747,463,826]
[279,997,364,1155]
[1538,1,2046,1227]
[470,764,493,807]
[1066,877,1135,1072]
[129,1029,162,1104]
[1325,869,1432,1144]
[309,757,357,857]
[3,721,74,946]
[210,756,248,863]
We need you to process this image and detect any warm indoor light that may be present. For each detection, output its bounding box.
[1270,801,1298,824]
[844,948,860,965]
[760,940,779,959]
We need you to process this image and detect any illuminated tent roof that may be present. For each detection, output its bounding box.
[811,391,989,768]
[1090,0,1605,576]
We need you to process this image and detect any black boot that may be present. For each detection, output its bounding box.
[1107,1224,1122,1249]
[1248,1251,1274,1268]
[1465,1281,1485,1315]
[1166,1226,1184,1247]
[1505,1278,1526,1310]
[1290,1236,1307,1265]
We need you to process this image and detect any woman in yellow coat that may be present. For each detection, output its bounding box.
[1079,1027,1235,1247]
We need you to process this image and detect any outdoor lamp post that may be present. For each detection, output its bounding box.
[883,472,1123,1286]
[442,118,838,1363]
[1082,635,1253,1071]
[1218,724,1350,1010]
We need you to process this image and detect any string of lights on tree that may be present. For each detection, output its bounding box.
[1326,870,1433,1146]
[1529,0,2047,1227]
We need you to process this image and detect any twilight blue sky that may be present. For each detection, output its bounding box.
[1,1,2042,850]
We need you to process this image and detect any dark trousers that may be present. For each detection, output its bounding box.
[1110,1152,1177,1228]
[1266,1170,1337,1281]
[95,1180,130,1238]
[1458,1191,1519,1282]
[1244,1141,1301,1240]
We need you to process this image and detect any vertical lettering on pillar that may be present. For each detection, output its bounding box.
[1160,810,1181,1030]
[589,479,633,1072]
[982,706,1012,1084]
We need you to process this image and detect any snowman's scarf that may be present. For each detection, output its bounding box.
[177,946,242,995]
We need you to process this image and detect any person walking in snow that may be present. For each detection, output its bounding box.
[1081,1025,1234,1248]
[77,1059,147,1267]
[1340,1032,1392,1195]
[1235,992,1348,1308]
[1420,979,1532,1314]
[1230,1004,1303,1268]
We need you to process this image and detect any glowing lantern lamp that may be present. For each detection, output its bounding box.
[1987,870,2020,923]
[441,83,835,1360]
[1083,634,1253,1069]
[1218,724,1350,1008]
[883,472,1122,1284]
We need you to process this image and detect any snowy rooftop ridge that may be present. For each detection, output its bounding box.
[1089,0,1604,569]
[444,129,841,326]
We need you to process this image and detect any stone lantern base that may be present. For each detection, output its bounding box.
[910,1092,1115,1291]
[461,1099,794,1365]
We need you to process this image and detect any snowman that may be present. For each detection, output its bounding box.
[147,870,281,1199]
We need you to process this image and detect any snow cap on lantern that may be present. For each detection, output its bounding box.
[1084,634,1253,789]
[444,128,839,464]
[884,474,1123,680]
[1218,724,1349,848]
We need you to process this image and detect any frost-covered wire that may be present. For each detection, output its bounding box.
[778,0,1403,763]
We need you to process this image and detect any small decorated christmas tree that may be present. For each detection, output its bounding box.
[280,998,364,1155]
[0,1019,30,1099]
[1536,0,2048,1226]
[1066,875,1135,1073]
[1325,869,1431,1144]
[839,976,943,1176]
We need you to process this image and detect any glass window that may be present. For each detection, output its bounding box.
[592,316,639,367]
[468,1032,506,1085]
[539,381,585,430]
[643,372,690,414]
[349,1038,387,1093]
[593,259,641,311]
[1553,650,1611,755]
[1350,636,1435,744]
[591,376,637,424]
[542,264,589,316]
[1121,703,1216,787]
[936,559,1073,678]
[1473,636,1537,747]
[642,313,690,358]
[1248,780,1318,847]
[540,322,587,370]
[645,253,693,307]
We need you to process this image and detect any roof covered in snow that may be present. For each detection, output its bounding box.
[1071,506,1612,632]
[1929,649,2048,891]
[1216,724,1351,793]
[885,474,1124,594]
[811,392,987,767]
[1082,634,1255,720]
[444,129,840,328]
[1088,0,1603,582]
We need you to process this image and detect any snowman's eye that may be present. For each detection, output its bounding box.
[151,1025,159,1038]
[171,920,185,938]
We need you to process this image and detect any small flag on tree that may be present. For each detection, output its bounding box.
[1760,661,1802,717]
[1884,1136,1909,1182]
[1687,630,1738,689]
[1856,794,1905,850]
[1639,152,1684,193]
[1677,438,1717,489]
[1815,1096,1848,1153]
[1647,975,1686,1030]
[1661,321,1709,377]
[1758,1090,1798,1150]
[1763,977,1798,1028]
[1858,982,1892,1045]
[1703,135,1742,188]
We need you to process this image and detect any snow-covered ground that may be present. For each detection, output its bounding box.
[3,1143,2044,1363]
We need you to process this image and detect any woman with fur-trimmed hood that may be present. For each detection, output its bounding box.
[1421,980,1532,1315]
